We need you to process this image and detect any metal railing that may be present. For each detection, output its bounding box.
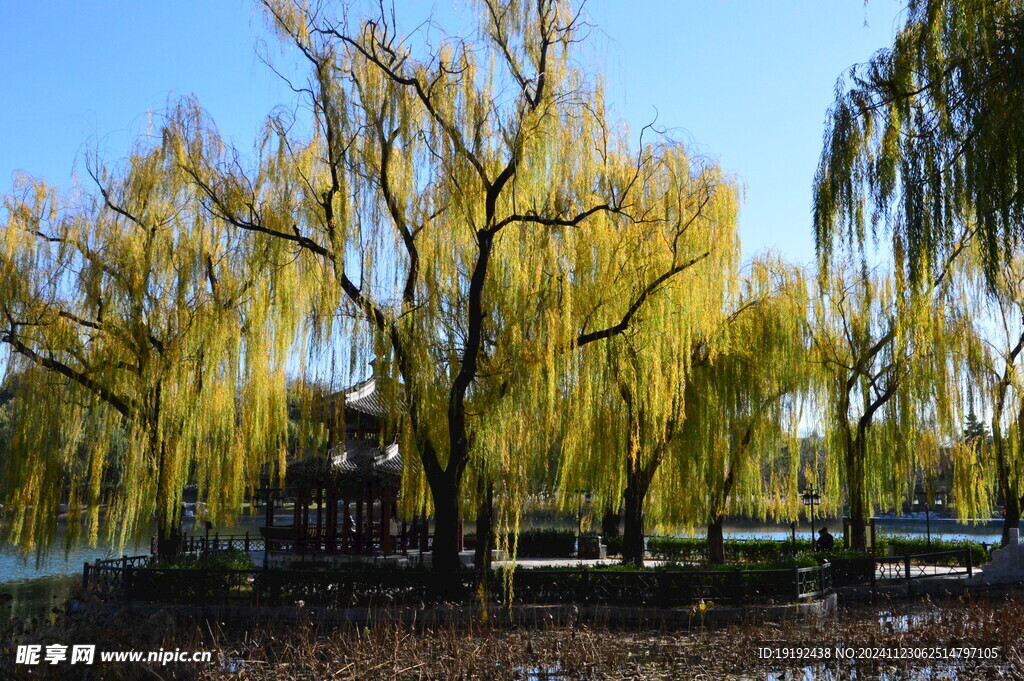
[178,533,265,555]
[81,562,831,608]
[81,554,153,600]
[872,549,973,585]
[149,531,432,558]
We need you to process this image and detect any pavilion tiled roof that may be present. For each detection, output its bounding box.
[329,439,402,477]
[342,377,391,418]
[280,374,403,488]
[284,438,402,487]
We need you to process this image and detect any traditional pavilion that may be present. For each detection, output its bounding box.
[258,375,427,562]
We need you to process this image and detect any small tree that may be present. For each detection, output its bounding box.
[674,258,809,564]
[811,263,971,550]
[963,410,987,444]
[558,258,808,567]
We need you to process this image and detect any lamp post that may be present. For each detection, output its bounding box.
[801,485,822,551]
[914,484,932,548]
[576,490,592,557]
[204,520,214,556]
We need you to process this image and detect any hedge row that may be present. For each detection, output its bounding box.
[646,536,814,563]
[511,529,578,558]
[159,547,253,570]
[474,531,988,565]
[880,535,988,565]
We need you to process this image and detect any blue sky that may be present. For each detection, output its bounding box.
[0,1,907,266]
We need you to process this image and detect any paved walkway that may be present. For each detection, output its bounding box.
[493,557,666,569]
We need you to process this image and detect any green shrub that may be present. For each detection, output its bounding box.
[646,537,705,562]
[159,547,252,570]
[880,535,987,565]
[205,548,253,570]
[511,529,577,557]
[605,536,622,556]
[145,548,254,601]
[728,538,810,562]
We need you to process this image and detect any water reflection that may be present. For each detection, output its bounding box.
[518,665,564,680]
[0,574,77,624]
[764,662,975,679]
[0,516,1005,625]
[0,516,270,583]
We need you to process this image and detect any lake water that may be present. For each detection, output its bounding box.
[720,516,1005,545]
[0,515,271,620]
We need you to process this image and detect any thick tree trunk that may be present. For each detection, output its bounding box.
[418,508,430,553]
[992,420,1021,546]
[622,486,644,566]
[429,223,491,577]
[709,464,735,565]
[618,380,650,568]
[429,471,463,575]
[622,463,649,567]
[997,450,1021,547]
[474,477,494,574]
[1001,499,1021,547]
[847,502,867,552]
[156,522,182,562]
[707,515,726,564]
[150,405,182,563]
[846,437,868,552]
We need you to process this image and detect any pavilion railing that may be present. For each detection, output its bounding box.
[81,563,831,608]
[178,533,265,556]
[150,531,430,558]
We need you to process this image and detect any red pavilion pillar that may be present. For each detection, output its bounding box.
[382,486,393,556]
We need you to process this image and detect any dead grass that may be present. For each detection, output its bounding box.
[2,595,1023,680]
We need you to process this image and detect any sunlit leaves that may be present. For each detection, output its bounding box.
[815,0,1024,288]
[0,144,294,554]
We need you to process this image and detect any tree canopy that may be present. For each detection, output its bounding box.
[813,0,1024,287]
[0,149,295,555]
[153,0,744,570]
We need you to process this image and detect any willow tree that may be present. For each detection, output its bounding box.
[945,240,1024,543]
[0,150,292,558]
[554,163,740,566]
[813,0,1024,287]
[673,258,809,564]
[561,257,807,567]
[811,263,970,551]
[169,0,739,573]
